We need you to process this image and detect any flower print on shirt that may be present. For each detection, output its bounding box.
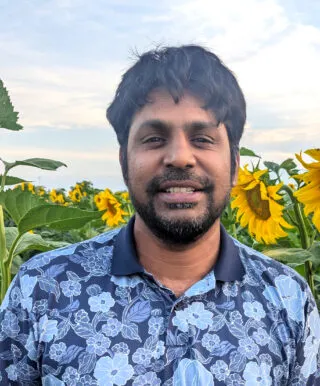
[263,275,307,322]
[88,292,115,313]
[133,371,161,386]
[172,358,214,386]
[94,353,134,386]
[243,301,266,321]
[243,361,272,386]
[211,360,230,381]
[172,302,213,332]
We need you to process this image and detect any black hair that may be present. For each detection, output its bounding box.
[107,45,246,177]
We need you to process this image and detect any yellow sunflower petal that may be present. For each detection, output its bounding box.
[305,148,320,162]
[296,152,320,170]
[253,169,268,180]
[267,183,283,200]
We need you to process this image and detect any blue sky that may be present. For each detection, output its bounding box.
[1,0,319,191]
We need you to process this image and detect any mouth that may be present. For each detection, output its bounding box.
[158,180,204,193]
[164,187,197,193]
[156,181,205,205]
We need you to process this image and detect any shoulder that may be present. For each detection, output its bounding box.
[22,227,121,274]
[233,238,310,291]
[1,228,122,312]
[232,238,316,325]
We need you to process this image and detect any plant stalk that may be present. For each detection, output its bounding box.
[0,172,6,192]
[280,185,316,297]
[0,205,8,302]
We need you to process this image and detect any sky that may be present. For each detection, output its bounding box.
[0,0,319,191]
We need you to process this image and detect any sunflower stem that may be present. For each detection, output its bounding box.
[0,205,8,302]
[280,185,310,247]
[0,171,7,192]
[280,185,315,297]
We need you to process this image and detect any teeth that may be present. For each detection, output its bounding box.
[165,187,195,193]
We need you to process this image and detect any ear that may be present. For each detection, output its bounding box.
[231,152,240,187]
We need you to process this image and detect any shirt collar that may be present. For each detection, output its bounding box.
[111,216,245,282]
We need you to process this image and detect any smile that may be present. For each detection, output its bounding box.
[165,187,196,193]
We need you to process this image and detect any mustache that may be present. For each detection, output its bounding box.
[146,168,214,194]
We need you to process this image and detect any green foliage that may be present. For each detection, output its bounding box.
[0,79,23,131]
[239,147,260,158]
[0,175,29,186]
[264,248,317,268]
[2,158,67,173]
[5,227,69,260]
[0,189,101,233]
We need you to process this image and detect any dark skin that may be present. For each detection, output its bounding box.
[122,89,239,296]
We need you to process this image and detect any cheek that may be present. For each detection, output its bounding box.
[127,155,149,187]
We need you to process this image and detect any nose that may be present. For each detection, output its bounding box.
[163,133,196,168]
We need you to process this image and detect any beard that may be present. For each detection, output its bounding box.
[127,168,230,246]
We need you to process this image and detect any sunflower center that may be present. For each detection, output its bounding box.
[106,201,118,216]
[246,185,271,220]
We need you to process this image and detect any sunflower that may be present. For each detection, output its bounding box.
[16,182,35,194]
[49,189,65,205]
[294,149,320,231]
[231,165,293,244]
[37,186,46,196]
[94,189,127,228]
[68,184,87,203]
[120,192,130,201]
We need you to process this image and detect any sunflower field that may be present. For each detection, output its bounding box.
[1,79,320,308]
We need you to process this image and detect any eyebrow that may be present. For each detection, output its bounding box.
[137,119,220,132]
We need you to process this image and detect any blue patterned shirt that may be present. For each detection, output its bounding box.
[1,217,320,385]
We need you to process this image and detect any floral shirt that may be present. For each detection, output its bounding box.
[0,217,319,386]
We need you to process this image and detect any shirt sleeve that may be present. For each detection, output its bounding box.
[291,285,320,385]
[0,272,41,385]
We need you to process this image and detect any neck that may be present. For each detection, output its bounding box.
[133,215,221,296]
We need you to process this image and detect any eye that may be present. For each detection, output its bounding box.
[192,137,215,144]
[142,136,165,144]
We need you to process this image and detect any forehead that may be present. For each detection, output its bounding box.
[130,88,216,128]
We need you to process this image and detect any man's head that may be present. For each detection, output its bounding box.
[107,45,246,245]
[107,45,246,180]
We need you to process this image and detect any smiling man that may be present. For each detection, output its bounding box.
[1,46,319,385]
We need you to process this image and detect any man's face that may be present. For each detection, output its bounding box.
[123,89,238,245]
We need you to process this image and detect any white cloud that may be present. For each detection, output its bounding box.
[0,147,118,161]
[171,0,288,59]
[0,63,123,129]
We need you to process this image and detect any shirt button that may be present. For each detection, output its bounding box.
[174,302,185,311]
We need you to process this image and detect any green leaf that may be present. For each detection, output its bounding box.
[0,189,44,225]
[4,227,19,250]
[0,79,23,131]
[12,255,23,275]
[310,242,320,263]
[4,158,67,174]
[0,175,30,186]
[18,204,102,233]
[240,147,260,158]
[13,232,69,257]
[264,161,280,174]
[5,226,69,257]
[264,248,316,267]
[279,158,297,172]
[1,190,101,237]
[314,274,320,283]
[287,168,300,177]
[294,264,306,278]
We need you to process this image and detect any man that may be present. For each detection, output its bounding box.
[0,45,319,385]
